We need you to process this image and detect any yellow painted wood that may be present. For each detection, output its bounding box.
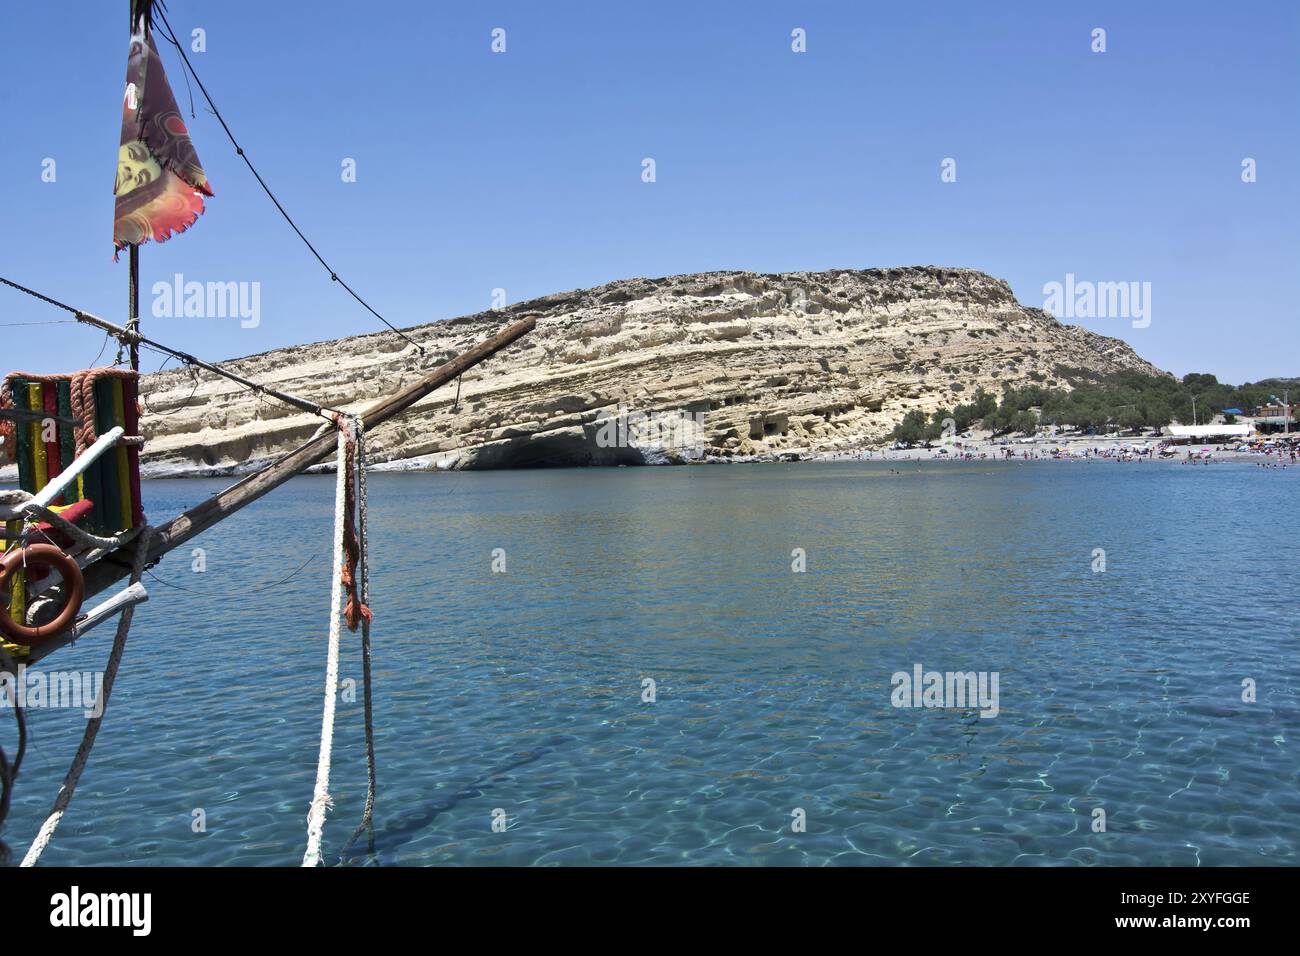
[28,384,47,491]
[4,520,24,637]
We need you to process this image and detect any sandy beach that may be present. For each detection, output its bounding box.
[814,429,1300,466]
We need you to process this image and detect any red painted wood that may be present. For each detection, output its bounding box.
[41,383,63,505]
[122,375,145,525]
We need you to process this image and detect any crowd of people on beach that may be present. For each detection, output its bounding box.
[870,433,1300,466]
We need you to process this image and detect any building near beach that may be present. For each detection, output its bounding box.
[1164,423,1253,443]
[1244,415,1296,435]
[1240,402,1295,435]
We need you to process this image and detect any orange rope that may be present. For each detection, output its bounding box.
[1,368,143,462]
[334,415,371,632]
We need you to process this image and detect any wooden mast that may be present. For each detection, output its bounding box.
[127,245,140,371]
[125,3,144,371]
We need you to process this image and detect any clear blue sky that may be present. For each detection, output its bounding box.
[1,1,1296,382]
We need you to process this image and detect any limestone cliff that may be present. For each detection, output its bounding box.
[118,267,1166,474]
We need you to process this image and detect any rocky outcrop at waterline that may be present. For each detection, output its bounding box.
[4,267,1169,476]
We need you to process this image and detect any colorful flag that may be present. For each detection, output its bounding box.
[113,6,213,256]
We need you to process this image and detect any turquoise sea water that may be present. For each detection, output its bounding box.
[3,460,1298,866]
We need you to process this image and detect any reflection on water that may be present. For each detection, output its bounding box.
[4,460,1297,865]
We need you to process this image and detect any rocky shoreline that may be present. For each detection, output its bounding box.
[3,267,1167,478]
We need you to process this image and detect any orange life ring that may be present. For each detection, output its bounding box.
[0,543,85,646]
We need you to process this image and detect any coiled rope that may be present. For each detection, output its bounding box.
[19,526,154,867]
[0,367,140,466]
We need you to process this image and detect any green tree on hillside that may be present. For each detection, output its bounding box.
[889,410,928,444]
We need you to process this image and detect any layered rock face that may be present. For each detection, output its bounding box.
[128,267,1165,474]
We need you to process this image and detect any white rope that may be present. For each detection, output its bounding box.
[20,527,153,867]
[0,490,142,552]
[302,422,349,867]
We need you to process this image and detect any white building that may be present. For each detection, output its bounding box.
[1164,423,1253,441]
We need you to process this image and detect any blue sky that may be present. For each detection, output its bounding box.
[1,1,1296,382]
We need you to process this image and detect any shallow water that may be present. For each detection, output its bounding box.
[3,460,1297,866]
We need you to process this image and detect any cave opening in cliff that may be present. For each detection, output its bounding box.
[476,431,646,469]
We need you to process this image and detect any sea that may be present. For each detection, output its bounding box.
[3,459,1297,866]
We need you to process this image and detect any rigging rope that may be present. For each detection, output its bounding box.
[19,527,154,867]
[0,490,144,553]
[0,275,81,316]
[0,645,28,866]
[303,415,375,866]
[143,552,316,597]
[0,279,341,424]
[343,419,376,857]
[302,420,350,867]
[153,9,424,356]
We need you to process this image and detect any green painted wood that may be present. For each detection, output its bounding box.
[93,378,122,532]
[11,377,33,494]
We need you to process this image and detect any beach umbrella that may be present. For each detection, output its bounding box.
[113,1,213,366]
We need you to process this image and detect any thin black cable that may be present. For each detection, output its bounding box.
[9,705,25,780]
[144,552,317,596]
[135,341,283,409]
[0,276,336,419]
[0,275,80,315]
[90,331,112,368]
[153,10,424,355]
[165,5,198,121]
[177,369,203,408]
[0,682,26,866]
[140,364,201,418]
[0,745,11,867]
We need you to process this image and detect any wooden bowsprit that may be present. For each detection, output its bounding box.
[26,313,537,665]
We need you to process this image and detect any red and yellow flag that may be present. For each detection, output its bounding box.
[113,5,213,256]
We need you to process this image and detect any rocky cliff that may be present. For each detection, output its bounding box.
[115,267,1165,474]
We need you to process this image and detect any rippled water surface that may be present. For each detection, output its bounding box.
[4,460,1298,866]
